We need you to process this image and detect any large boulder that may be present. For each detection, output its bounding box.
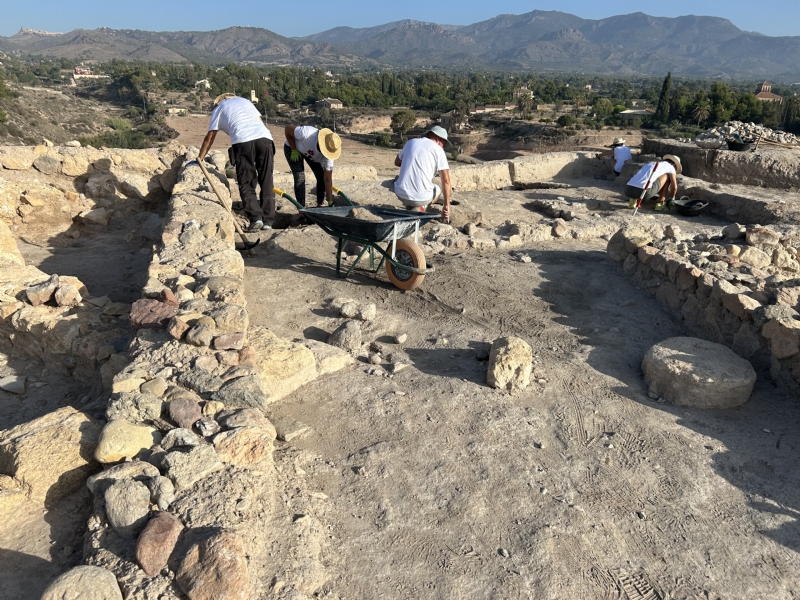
[249,326,318,403]
[642,337,756,409]
[95,420,161,464]
[41,565,122,600]
[487,337,533,392]
[0,407,102,503]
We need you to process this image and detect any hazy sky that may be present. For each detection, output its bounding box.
[1,0,799,38]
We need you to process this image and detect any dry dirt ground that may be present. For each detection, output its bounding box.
[241,189,800,599]
[3,118,799,597]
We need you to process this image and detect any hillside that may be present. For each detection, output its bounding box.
[2,11,800,77]
[304,10,800,78]
[0,26,367,67]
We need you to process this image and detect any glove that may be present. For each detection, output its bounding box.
[290,149,302,163]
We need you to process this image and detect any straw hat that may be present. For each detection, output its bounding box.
[213,93,236,107]
[663,154,682,175]
[611,137,626,147]
[318,128,342,160]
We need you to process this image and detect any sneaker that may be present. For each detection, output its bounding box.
[261,223,272,231]
[654,202,667,211]
[628,199,637,209]
[246,220,263,232]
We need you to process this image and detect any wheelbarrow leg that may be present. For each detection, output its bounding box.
[345,244,370,278]
[369,246,374,271]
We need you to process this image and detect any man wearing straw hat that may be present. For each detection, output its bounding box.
[283,125,342,207]
[596,137,632,177]
[624,154,682,211]
[198,93,275,232]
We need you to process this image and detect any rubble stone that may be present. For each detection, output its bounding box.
[169,396,203,430]
[176,531,249,600]
[130,299,177,330]
[86,461,160,496]
[41,566,123,600]
[95,420,162,464]
[327,320,362,353]
[146,476,175,511]
[487,337,533,392]
[104,479,151,539]
[0,406,102,502]
[213,427,275,466]
[136,511,184,577]
[25,274,59,306]
[162,444,223,490]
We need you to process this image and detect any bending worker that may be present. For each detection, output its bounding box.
[284,125,342,207]
[393,125,453,222]
[198,93,275,232]
[597,137,632,177]
[624,154,682,211]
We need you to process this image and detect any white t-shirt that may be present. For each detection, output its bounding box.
[613,145,632,172]
[628,161,676,189]
[284,126,334,170]
[208,97,272,145]
[394,138,450,202]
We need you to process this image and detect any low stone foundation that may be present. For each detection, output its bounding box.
[608,224,800,389]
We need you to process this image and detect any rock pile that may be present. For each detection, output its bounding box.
[608,223,800,388]
[695,121,799,146]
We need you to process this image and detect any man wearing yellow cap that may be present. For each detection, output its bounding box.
[198,93,275,232]
[283,125,342,207]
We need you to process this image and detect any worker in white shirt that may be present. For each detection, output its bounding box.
[625,154,682,211]
[393,126,453,222]
[597,137,633,177]
[198,93,275,232]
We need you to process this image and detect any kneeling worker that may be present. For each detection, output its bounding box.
[284,125,341,207]
[394,126,453,222]
[597,137,632,177]
[625,154,682,211]
[198,93,275,232]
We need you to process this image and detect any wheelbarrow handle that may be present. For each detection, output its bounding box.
[273,187,304,211]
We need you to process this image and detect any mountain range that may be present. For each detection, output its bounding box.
[2,11,800,79]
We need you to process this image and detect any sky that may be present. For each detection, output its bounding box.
[1,0,799,38]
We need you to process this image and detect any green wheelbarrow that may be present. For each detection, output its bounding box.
[273,187,438,290]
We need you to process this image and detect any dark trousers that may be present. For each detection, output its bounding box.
[283,144,326,207]
[232,138,275,225]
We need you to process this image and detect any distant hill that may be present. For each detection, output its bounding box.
[0,26,367,67]
[302,10,800,78]
[2,11,800,78]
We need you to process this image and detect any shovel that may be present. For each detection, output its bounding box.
[195,160,260,253]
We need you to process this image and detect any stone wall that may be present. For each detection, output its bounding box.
[608,225,800,389]
[439,151,607,192]
[78,158,351,598]
[642,139,800,191]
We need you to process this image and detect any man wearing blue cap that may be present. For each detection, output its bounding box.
[394,125,453,222]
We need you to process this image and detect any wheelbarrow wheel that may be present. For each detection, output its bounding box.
[385,239,426,290]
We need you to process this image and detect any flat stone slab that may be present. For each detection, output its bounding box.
[642,337,756,409]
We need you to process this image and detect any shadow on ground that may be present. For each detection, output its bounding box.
[533,247,800,554]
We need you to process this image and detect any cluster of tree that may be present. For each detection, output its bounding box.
[651,72,800,134]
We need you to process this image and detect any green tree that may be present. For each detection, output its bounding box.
[709,82,735,124]
[556,114,575,127]
[390,109,417,138]
[593,97,614,117]
[692,92,711,126]
[317,108,333,127]
[516,94,533,118]
[654,72,672,123]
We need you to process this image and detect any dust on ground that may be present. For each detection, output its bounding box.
[241,186,800,599]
